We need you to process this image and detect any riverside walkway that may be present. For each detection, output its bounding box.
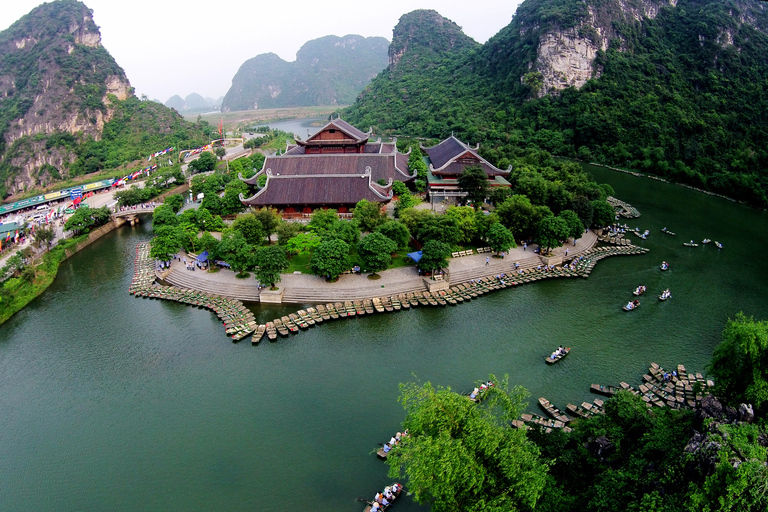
[159,231,602,303]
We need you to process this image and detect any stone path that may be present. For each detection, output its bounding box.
[160,230,600,303]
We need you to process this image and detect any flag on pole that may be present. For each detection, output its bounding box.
[14,230,19,243]
[218,118,223,137]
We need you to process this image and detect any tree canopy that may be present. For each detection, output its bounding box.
[254,245,289,288]
[387,377,548,512]
[356,232,396,275]
[310,239,351,280]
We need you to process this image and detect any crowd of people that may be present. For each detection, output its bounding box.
[381,430,408,454]
[469,381,494,400]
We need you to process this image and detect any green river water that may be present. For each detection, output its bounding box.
[0,164,767,511]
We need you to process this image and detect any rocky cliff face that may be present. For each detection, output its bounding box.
[523,0,679,97]
[0,0,131,195]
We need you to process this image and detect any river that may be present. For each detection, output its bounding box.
[0,163,767,511]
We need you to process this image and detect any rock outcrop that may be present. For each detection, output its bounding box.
[0,0,131,195]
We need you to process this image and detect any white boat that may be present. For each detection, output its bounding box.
[715,241,723,249]
[702,239,711,244]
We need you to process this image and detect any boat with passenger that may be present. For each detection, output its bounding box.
[376,430,408,459]
[715,241,723,249]
[360,483,403,511]
[660,261,669,271]
[545,346,570,364]
[633,285,647,296]
[702,238,711,244]
[683,240,699,247]
[468,380,495,402]
[623,299,640,311]
[658,289,671,301]
[661,227,676,235]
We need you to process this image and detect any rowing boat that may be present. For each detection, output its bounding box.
[545,347,570,364]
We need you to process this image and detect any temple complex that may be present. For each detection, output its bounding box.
[240,119,414,214]
[422,136,512,203]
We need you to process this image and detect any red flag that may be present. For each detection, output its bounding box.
[218,118,223,137]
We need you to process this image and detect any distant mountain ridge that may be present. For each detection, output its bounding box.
[221,34,389,111]
[345,0,768,207]
[0,0,212,198]
[164,93,223,112]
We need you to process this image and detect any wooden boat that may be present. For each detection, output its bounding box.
[633,286,646,296]
[566,403,593,419]
[658,293,670,301]
[372,297,385,313]
[306,307,323,323]
[273,318,289,337]
[590,383,619,396]
[662,228,676,236]
[281,315,299,333]
[683,242,699,247]
[297,310,316,326]
[623,301,640,311]
[390,296,402,311]
[315,305,331,321]
[702,238,711,244]
[406,292,419,307]
[398,294,410,309]
[660,262,669,271]
[545,347,570,364]
[715,241,723,249]
[265,322,278,341]
[538,397,570,423]
[326,303,340,320]
[251,324,266,344]
[353,300,366,315]
[344,301,356,317]
[289,313,308,329]
[363,299,374,315]
[335,302,348,318]
[381,297,394,312]
[362,484,402,512]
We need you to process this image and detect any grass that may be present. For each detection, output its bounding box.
[0,234,89,325]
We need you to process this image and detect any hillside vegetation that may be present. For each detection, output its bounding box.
[345,0,768,207]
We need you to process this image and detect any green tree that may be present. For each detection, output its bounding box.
[591,199,616,228]
[164,194,184,213]
[535,215,568,254]
[32,226,55,252]
[254,245,289,288]
[353,199,386,232]
[217,230,252,276]
[356,232,396,275]
[394,192,419,218]
[444,206,478,243]
[276,221,303,246]
[392,180,409,197]
[387,378,548,512]
[221,179,249,215]
[188,152,217,173]
[709,313,768,413]
[214,147,226,160]
[376,220,411,249]
[152,204,178,229]
[285,232,322,255]
[64,208,95,234]
[150,225,183,261]
[252,207,281,237]
[485,223,516,254]
[232,214,266,245]
[308,208,339,233]
[457,165,490,208]
[558,209,584,240]
[310,239,351,280]
[417,240,451,272]
[326,220,361,246]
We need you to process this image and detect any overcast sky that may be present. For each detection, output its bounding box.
[1,0,524,103]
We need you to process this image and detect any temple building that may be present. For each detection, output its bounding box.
[240,119,414,214]
[422,136,512,204]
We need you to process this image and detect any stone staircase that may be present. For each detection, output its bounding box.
[162,269,261,301]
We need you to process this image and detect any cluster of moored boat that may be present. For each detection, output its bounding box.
[515,363,712,435]
[129,242,257,340]
[592,363,713,410]
[606,197,641,218]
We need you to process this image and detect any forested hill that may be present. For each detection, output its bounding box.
[0,0,213,199]
[345,0,768,207]
[221,34,389,112]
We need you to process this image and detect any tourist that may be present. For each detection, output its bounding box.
[382,443,392,454]
[486,256,489,266]
[470,387,479,400]
[389,435,397,446]
[371,502,382,511]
